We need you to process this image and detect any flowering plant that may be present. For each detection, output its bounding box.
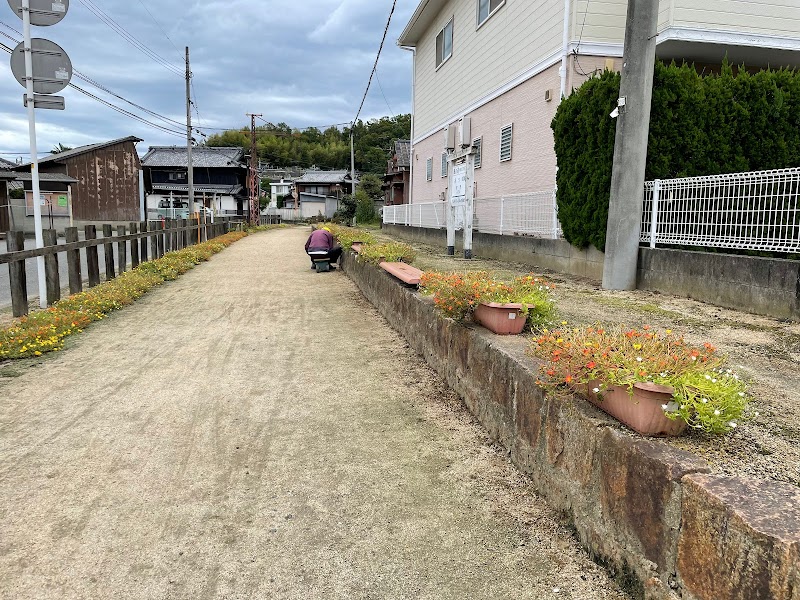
[420,271,556,327]
[322,223,376,250]
[531,325,748,434]
[357,241,416,265]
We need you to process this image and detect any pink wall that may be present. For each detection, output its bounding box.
[410,64,563,203]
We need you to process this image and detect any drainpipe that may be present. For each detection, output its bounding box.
[400,44,416,204]
[560,0,572,99]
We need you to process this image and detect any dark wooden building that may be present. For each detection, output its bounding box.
[383,140,411,206]
[15,136,143,222]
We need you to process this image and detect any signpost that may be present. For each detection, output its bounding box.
[446,130,476,259]
[7,0,71,308]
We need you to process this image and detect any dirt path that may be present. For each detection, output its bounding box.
[0,227,628,600]
[394,236,800,487]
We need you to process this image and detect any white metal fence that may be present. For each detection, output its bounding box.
[641,167,800,253]
[383,190,562,239]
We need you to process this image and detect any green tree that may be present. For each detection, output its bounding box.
[51,143,72,154]
[358,173,384,200]
[354,189,377,224]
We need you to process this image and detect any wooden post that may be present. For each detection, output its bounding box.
[140,221,149,263]
[85,225,100,287]
[8,231,28,317]
[117,225,127,274]
[157,220,165,257]
[43,229,60,305]
[130,223,140,268]
[102,224,115,280]
[178,218,187,249]
[65,226,82,295]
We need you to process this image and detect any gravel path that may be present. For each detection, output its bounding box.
[398,236,800,487]
[0,227,628,600]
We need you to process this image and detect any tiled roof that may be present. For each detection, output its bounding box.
[152,183,244,195]
[295,170,351,184]
[0,157,17,169]
[18,136,143,167]
[141,146,246,168]
[395,140,411,167]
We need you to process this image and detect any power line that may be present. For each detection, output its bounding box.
[75,0,183,78]
[352,0,398,125]
[375,69,394,118]
[135,0,183,61]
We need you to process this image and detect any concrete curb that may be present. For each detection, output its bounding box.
[342,252,800,600]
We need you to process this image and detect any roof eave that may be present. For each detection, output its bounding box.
[398,0,447,47]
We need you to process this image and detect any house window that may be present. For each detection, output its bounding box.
[441,153,448,178]
[477,0,504,27]
[426,157,433,181]
[168,172,186,181]
[436,18,453,68]
[500,124,513,162]
[473,137,482,168]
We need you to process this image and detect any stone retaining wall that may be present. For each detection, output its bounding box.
[382,224,800,321]
[343,252,800,600]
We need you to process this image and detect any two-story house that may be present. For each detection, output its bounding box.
[383,140,411,206]
[399,0,800,204]
[291,170,354,219]
[142,146,248,217]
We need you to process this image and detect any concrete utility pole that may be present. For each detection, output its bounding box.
[246,113,262,226]
[602,0,659,290]
[350,123,356,197]
[185,47,194,215]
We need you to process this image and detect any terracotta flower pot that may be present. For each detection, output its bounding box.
[351,242,363,253]
[473,302,528,335]
[584,380,687,437]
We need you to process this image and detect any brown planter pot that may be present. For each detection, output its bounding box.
[473,302,528,335]
[584,380,688,437]
[351,242,363,253]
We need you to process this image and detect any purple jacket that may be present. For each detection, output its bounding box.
[305,229,334,252]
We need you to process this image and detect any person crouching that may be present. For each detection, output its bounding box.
[305,227,343,270]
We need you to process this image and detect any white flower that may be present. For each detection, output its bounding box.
[729,421,737,429]
[712,379,717,383]
[691,356,697,361]
[726,369,732,374]
[705,374,711,380]
[701,398,708,404]
[593,387,600,393]
[661,404,668,410]
[714,410,721,416]
[660,372,667,377]
[754,412,760,417]
[738,392,745,397]
[636,357,643,362]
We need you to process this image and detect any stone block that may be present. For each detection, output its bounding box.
[678,474,800,600]
[599,430,710,570]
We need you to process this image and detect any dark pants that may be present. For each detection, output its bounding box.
[308,245,343,267]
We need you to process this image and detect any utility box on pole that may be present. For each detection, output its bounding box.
[446,119,476,259]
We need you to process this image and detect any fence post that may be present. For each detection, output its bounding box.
[102,224,116,280]
[130,223,140,268]
[178,218,186,249]
[500,197,505,236]
[140,221,149,263]
[650,179,661,249]
[43,229,60,305]
[65,226,82,295]
[551,189,559,239]
[117,225,127,273]
[85,225,100,287]
[8,231,28,317]
[152,221,160,259]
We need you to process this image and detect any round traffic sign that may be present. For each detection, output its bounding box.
[7,0,68,27]
[10,38,72,94]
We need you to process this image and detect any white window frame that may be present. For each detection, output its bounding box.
[473,137,482,169]
[441,152,448,178]
[435,17,454,70]
[426,157,433,181]
[477,0,505,29]
[500,124,513,162]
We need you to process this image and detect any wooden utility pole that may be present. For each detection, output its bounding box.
[602,0,659,290]
[246,113,262,226]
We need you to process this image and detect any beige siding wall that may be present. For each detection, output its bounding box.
[569,0,628,44]
[412,65,564,203]
[413,0,564,138]
[670,0,800,37]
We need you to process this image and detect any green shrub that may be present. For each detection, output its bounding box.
[552,61,800,250]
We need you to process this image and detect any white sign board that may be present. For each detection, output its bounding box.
[450,163,466,206]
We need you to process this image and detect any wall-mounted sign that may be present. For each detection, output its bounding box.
[25,190,69,216]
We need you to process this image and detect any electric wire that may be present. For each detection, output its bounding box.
[352,0,398,125]
[375,69,394,118]
[75,0,183,77]
[135,0,183,61]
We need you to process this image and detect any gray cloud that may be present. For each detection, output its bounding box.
[0,0,414,159]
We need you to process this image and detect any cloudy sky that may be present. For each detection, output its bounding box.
[0,0,415,161]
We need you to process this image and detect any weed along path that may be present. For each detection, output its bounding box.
[0,227,628,600]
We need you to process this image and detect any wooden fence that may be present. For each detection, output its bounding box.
[2,217,244,318]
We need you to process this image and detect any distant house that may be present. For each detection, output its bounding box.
[292,170,354,219]
[269,178,294,208]
[383,140,411,206]
[12,136,143,226]
[141,146,248,217]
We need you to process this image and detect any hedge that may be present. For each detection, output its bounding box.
[552,61,800,250]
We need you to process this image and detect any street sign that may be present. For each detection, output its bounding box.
[7,0,68,26]
[10,38,72,94]
[23,93,64,109]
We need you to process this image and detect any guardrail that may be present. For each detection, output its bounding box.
[2,217,242,318]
